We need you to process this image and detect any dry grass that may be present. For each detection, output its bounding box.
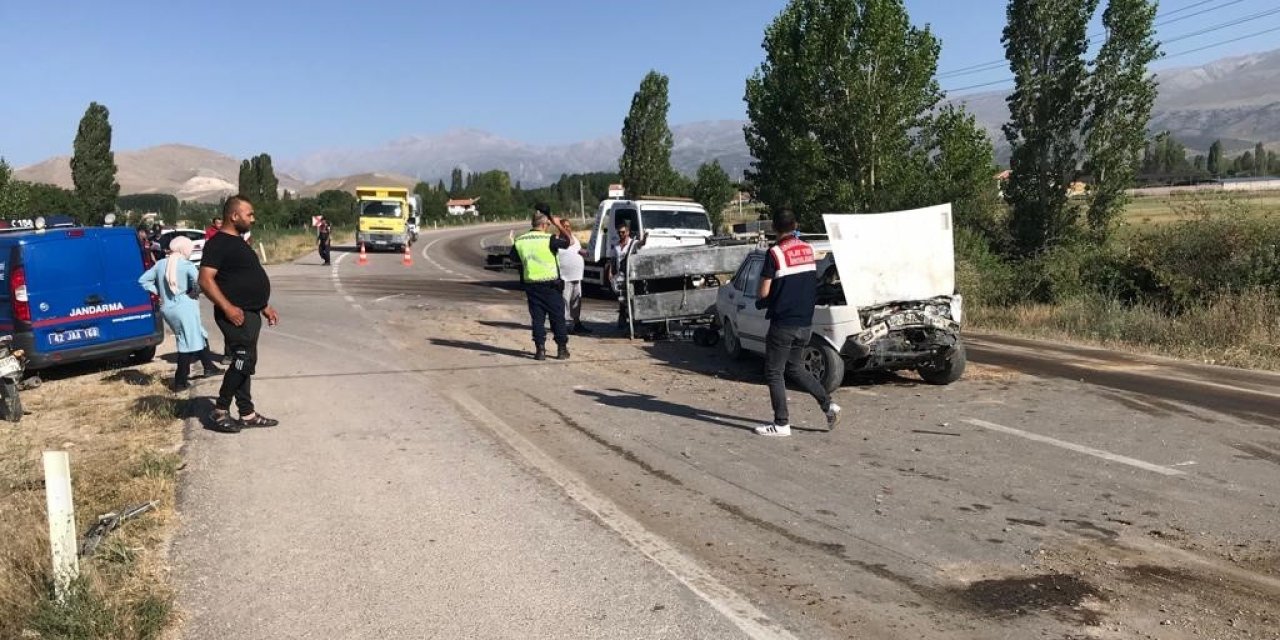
[1122,189,1280,227]
[969,289,1280,370]
[0,361,184,639]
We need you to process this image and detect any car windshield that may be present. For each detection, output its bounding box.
[360,201,403,218]
[641,210,710,232]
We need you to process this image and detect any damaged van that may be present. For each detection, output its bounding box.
[716,204,964,392]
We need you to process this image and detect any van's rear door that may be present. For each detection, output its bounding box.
[95,229,160,343]
[24,229,157,355]
[23,230,115,355]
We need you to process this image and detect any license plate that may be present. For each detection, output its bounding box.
[47,327,101,345]
[887,312,924,328]
[0,355,20,377]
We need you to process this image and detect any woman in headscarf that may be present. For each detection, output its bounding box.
[138,235,222,390]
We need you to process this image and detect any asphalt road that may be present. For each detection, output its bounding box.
[173,224,1280,639]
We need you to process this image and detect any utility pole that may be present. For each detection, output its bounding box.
[737,170,744,221]
[579,180,586,221]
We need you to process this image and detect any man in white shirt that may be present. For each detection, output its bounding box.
[556,217,590,334]
[605,223,638,328]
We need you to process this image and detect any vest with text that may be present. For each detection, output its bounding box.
[763,235,818,327]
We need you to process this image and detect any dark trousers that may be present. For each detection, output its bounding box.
[525,282,568,349]
[214,309,262,415]
[174,346,218,387]
[319,238,330,264]
[765,324,831,426]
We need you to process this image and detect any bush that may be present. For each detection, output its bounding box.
[1128,209,1280,309]
[1014,239,1147,305]
[955,226,1021,307]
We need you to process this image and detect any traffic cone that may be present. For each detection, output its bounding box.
[402,244,413,267]
[357,243,368,266]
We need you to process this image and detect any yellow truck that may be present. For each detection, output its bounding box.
[355,186,414,252]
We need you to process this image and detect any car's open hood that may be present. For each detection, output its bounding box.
[821,204,955,308]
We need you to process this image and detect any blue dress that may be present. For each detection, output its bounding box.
[138,257,208,353]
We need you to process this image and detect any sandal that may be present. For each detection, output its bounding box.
[210,410,241,434]
[240,413,279,428]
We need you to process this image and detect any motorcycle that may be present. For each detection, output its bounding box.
[0,335,28,422]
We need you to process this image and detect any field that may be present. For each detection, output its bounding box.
[1122,189,1280,225]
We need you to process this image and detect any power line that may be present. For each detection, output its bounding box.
[1157,0,1233,18]
[937,0,1251,79]
[943,22,1280,94]
[941,77,1016,93]
[1153,0,1246,29]
[942,6,1280,93]
[1167,22,1280,58]
[1161,6,1280,44]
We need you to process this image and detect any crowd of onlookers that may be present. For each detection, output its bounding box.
[135,217,249,268]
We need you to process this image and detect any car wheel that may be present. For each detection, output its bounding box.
[918,339,967,385]
[693,327,719,347]
[722,320,745,360]
[802,338,845,393]
[130,346,157,364]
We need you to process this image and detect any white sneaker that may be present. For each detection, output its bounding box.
[755,423,792,437]
[825,403,842,430]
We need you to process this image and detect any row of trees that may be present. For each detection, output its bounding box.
[669,0,1168,258]
[1206,140,1275,177]
[609,2,1004,244]
[1136,134,1276,184]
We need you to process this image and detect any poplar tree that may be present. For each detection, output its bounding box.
[1207,140,1223,176]
[1002,0,1098,255]
[1083,0,1158,238]
[70,102,120,216]
[256,153,279,202]
[744,0,963,228]
[619,70,676,198]
[238,159,258,202]
[449,168,464,196]
[692,161,737,233]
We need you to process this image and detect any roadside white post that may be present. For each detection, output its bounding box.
[257,241,268,264]
[42,451,79,602]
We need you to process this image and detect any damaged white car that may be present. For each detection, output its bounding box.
[716,204,965,392]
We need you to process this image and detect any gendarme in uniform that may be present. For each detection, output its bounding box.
[511,208,571,360]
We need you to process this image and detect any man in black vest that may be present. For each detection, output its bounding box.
[753,210,841,436]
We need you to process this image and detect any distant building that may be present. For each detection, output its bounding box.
[1220,176,1280,192]
[995,170,1087,196]
[446,198,480,216]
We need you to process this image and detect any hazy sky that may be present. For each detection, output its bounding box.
[2,0,1277,166]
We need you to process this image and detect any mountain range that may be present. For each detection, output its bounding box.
[13,48,1279,202]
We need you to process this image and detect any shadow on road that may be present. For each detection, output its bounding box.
[641,338,923,391]
[181,395,236,434]
[575,387,761,432]
[428,338,533,359]
[477,320,528,331]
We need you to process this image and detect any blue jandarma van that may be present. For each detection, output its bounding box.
[0,225,163,370]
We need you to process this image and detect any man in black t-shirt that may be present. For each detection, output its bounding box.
[198,195,281,433]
